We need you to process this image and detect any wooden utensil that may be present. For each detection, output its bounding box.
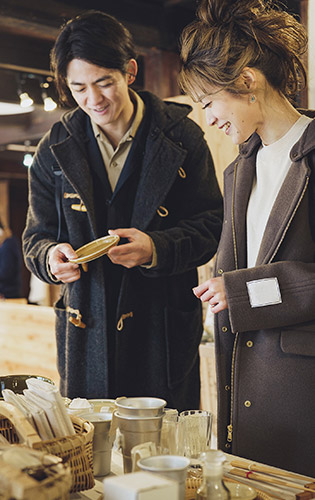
[229,468,315,494]
[230,460,313,482]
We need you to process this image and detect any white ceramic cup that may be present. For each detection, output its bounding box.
[137,455,190,500]
[131,441,158,471]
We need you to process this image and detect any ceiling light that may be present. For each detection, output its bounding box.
[42,92,57,112]
[23,153,34,168]
[19,91,34,108]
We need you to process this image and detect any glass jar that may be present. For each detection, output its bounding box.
[196,450,231,500]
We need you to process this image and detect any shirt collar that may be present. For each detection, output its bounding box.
[91,89,145,146]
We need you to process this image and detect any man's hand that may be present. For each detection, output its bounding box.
[48,243,81,283]
[107,228,153,268]
[193,276,228,313]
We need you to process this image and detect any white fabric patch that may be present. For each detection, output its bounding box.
[246,277,282,308]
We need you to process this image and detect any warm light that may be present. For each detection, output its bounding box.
[23,153,34,168]
[0,102,33,115]
[19,92,34,108]
[43,95,57,112]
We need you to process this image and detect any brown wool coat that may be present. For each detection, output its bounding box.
[215,115,315,477]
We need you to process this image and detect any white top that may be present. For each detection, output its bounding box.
[246,115,312,268]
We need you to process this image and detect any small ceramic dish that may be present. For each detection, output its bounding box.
[69,235,120,264]
[226,482,257,499]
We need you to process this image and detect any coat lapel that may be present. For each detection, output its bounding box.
[51,135,98,237]
[256,158,310,265]
[230,155,256,269]
[131,132,187,230]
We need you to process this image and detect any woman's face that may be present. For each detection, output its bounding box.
[199,86,262,145]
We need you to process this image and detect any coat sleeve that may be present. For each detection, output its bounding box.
[223,261,315,332]
[22,133,63,284]
[142,121,223,277]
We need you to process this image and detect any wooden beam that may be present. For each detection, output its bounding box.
[0,33,53,74]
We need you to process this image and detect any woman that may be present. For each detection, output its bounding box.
[179,0,315,476]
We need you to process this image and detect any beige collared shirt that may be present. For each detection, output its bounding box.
[91,89,145,191]
[91,90,156,268]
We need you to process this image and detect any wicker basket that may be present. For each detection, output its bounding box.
[0,450,72,500]
[0,401,94,493]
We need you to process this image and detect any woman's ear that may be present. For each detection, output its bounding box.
[241,67,257,91]
[126,59,138,85]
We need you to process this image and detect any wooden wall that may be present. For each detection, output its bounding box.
[0,302,59,384]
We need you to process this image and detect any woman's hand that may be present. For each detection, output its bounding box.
[48,243,81,283]
[193,276,228,313]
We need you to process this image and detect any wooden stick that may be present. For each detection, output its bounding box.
[230,460,312,482]
[229,468,315,493]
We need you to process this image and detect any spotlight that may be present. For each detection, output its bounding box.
[42,93,57,111]
[23,153,34,168]
[19,91,34,108]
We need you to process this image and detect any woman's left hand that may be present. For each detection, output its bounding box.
[193,276,228,313]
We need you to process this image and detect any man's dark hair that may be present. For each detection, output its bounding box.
[51,10,137,106]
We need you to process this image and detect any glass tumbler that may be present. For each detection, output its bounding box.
[178,410,212,463]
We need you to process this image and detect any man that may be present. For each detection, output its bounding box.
[23,11,222,410]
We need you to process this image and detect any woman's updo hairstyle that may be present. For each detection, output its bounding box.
[179,0,307,101]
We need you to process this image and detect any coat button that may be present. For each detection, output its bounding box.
[225,443,231,449]
[222,326,228,333]
[225,385,230,391]
[246,340,253,348]
[218,268,224,275]
[157,206,169,217]
[244,400,251,408]
[178,167,186,178]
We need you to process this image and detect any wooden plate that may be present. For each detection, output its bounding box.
[69,235,120,264]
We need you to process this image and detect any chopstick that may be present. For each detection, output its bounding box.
[229,468,315,493]
[230,460,312,482]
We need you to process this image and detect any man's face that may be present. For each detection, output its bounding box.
[66,58,134,134]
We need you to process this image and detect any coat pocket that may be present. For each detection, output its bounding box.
[280,324,315,357]
[164,304,203,389]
